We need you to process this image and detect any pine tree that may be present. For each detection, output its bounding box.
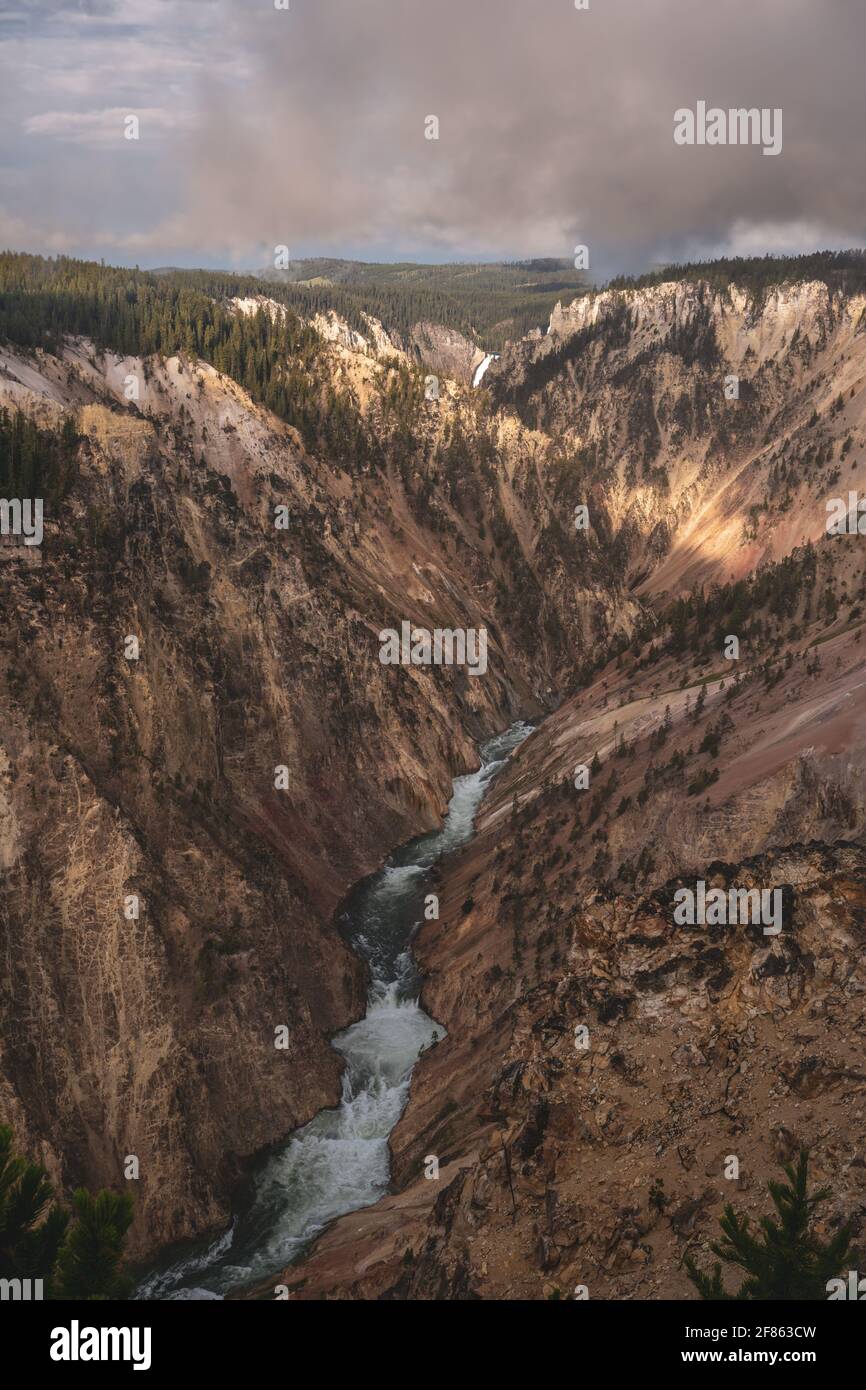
[54,1189,135,1301]
[0,1126,135,1299]
[0,1124,69,1293]
[686,1151,851,1300]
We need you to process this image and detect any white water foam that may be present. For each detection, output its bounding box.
[136,721,531,1300]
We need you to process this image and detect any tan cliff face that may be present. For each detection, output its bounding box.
[487,278,866,595]
[231,295,486,385]
[0,329,635,1255]
[405,322,487,386]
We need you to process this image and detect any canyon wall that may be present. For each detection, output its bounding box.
[270,278,866,1298]
[0,321,633,1255]
[5,271,866,1280]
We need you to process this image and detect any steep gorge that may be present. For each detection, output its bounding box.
[3,261,866,1290]
[0,304,632,1257]
[270,273,866,1298]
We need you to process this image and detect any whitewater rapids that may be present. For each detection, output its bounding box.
[137,721,531,1300]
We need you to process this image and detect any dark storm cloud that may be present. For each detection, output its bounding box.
[3,0,865,272]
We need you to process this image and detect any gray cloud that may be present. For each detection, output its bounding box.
[3,0,865,274]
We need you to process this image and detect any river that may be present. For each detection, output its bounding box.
[136,720,532,1300]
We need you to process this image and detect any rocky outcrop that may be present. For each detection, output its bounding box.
[232,297,485,383]
[405,322,486,386]
[274,839,866,1299]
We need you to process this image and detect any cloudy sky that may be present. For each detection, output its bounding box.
[1,0,863,279]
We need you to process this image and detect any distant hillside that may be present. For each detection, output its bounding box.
[607,248,866,301]
[0,251,588,359]
[258,257,589,351]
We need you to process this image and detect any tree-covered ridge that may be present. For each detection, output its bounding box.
[0,253,362,456]
[0,251,587,363]
[260,256,588,350]
[0,252,318,359]
[661,545,821,655]
[607,249,866,302]
[0,252,572,470]
[5,249,866,477]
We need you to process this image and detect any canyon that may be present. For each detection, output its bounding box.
[2,254,866,1297]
